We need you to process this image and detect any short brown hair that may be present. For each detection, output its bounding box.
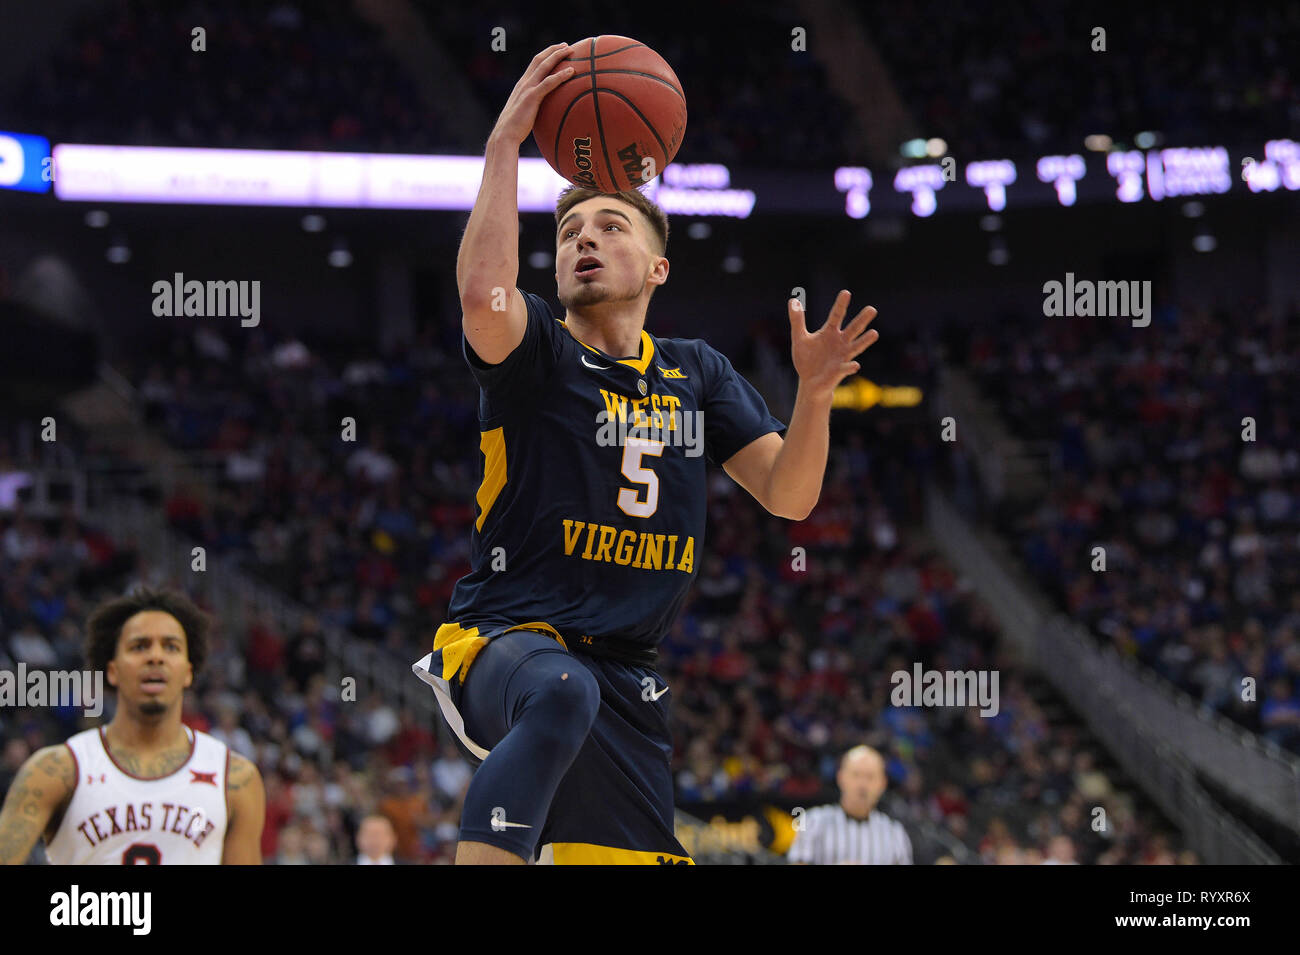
[555,186,669,257]
[84,587,212,677]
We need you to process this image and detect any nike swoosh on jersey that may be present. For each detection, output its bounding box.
[649,684,670,701]
[580,355,610,370]
[493,821,533,828]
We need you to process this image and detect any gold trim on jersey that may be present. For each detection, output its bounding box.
[433,621,570,684]
[557,319,656,375]
[432,622,488,684]
[549,842,695,865]
[500,621,569,653]
[475,427,507,531]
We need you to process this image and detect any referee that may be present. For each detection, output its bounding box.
[787,745,913,864]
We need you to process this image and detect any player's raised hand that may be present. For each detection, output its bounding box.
[788,290,879,398]
[490,43,577,149]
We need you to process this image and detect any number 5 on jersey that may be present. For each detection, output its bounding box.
[617,437,664,517]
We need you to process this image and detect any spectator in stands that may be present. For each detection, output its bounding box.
[355,814,398,865]
[1260,678,1300,750]
[1041,834,1079,865]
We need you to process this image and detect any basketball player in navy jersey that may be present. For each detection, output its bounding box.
[0,588,265,864]
[413,43,880,864]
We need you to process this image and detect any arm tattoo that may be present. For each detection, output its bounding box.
[226,756,254,792]
[0,749,70,864]
[35,749,75,792]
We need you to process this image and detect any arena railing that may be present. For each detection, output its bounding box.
[1038,619,1282,863]
[927,485,1298,853]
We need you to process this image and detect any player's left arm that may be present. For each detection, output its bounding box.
[724,291,878,520]
[223,753,265,865]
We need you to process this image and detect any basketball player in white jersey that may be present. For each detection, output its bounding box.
[0,588,265,864]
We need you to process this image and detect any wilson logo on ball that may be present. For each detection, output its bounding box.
[571,136,597,189]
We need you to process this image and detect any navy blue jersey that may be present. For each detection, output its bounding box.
[443,288,785,650]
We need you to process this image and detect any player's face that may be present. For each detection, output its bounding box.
[555,197,663,310]
[838,753,887,809]
[107,611,194,716]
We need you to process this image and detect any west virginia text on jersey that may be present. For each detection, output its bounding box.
[433,288,785,678]
[560,520,695,572]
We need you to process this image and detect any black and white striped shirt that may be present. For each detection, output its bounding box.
[787,805,913,865]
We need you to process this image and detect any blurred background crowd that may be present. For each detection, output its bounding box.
[3,0,1298,863]
[951,302,1300,753]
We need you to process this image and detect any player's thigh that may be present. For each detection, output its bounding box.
[458,628,596,748]
[540,662,685,859]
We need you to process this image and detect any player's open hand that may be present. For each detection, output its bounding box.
[490,43,577,149]
[788,290,879,398]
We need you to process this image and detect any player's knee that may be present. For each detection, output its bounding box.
[519,663,600,746]
[537,663,600,725]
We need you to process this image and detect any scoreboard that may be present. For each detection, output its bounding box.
[2,129,1297,219]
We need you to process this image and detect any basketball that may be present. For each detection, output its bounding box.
[533,35,687,193]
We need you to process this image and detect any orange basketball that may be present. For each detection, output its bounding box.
[533,35,687,193]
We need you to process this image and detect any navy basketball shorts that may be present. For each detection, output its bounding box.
[444,627,694,864]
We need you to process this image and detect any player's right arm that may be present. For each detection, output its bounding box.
[0,745,76,864]
[459,42,575,365]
